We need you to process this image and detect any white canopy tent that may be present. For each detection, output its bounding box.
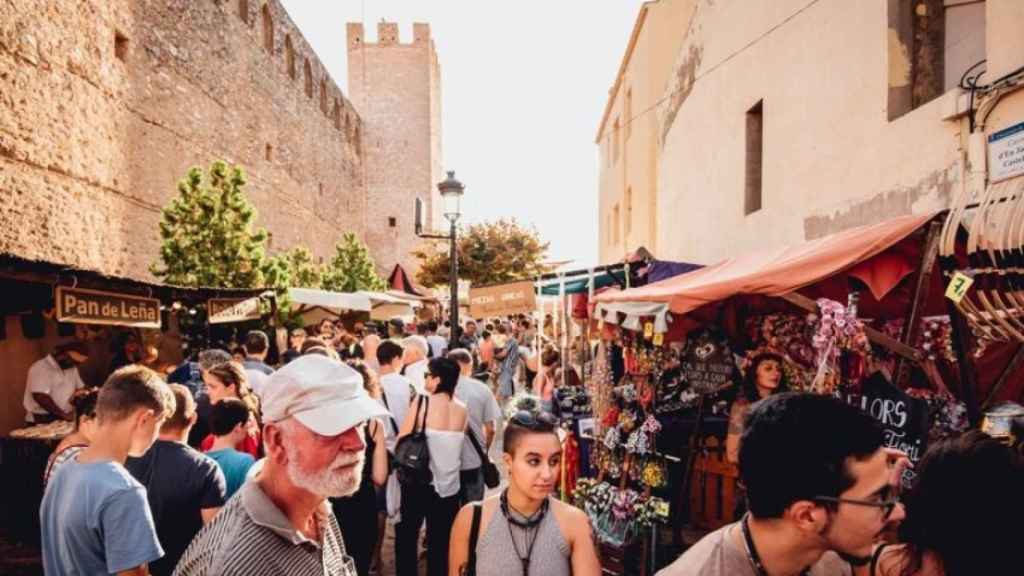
[287,287,420,325]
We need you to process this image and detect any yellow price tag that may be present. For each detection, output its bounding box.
[644,322,654,339]
[944,271,974,303]
[653,332,664,346]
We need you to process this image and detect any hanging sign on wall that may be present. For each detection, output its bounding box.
[680,329,738,395]
[56,286,161,329]
[469,281,537,318]
[844,372,930,488]
[208,297,262,324]
[988,120,1024,183]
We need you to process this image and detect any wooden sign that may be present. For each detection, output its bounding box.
[56,286,161,329]
[844,372,930,489]
[208,297,262,324]
[680,329,738,395]
[468,281,536,319]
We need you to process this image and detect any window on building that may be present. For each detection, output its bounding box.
[320,79,328,113]
[624,88,633,142]
[114,30,129,61]
[304,59,313,98]
[285,35,296,80]
[261,4,273,53]
[238,0,248,23]
[613,203,621,245]
[333,100,341,130]
[625,187,633,236]
[887,0,986,120]
[389,217,397,228]
[613,118,621,165]
[265,143,272,161]
[745,100,764,215]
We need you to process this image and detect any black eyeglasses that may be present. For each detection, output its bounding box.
[511,410,558,428]
[813,494,900,520]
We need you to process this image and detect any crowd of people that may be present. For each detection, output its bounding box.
[32,314,1024,576]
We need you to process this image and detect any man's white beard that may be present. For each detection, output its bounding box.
[283,443,365,498]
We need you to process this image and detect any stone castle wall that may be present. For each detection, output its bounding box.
[347,21,443,277]
[0,0,368,281]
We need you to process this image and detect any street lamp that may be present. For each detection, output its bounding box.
[418,171,464,350]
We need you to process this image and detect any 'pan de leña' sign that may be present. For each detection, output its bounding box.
[56,286,161,329]
[208,297,262,324]
[469,281,537,318]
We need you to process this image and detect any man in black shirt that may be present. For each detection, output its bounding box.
[126,384,226,576]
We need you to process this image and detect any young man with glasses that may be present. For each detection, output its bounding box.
[658,392,908,576]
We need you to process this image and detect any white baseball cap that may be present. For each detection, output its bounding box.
[261,355,388,436]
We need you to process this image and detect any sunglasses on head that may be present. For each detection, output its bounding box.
[511,410,558,428]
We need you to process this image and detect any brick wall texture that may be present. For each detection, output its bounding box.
[0,0,439,282]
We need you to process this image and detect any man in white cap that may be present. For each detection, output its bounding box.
[173,355,388,576]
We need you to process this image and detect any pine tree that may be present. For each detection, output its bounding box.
[322,233,386,293]
[151,161,269,289]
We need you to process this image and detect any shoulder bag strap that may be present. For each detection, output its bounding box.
[415,395,430,435]
[465,427,489,464]
[380,391,400,436]
[467,503,483,575]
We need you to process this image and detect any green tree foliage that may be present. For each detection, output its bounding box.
[413,219,551,287]
[322,233,386,293]
[151,161,269,288]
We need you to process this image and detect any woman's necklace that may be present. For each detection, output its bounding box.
[500,490,548,576]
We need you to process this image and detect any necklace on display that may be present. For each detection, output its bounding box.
[741,514,811,576]
[500,490,548,576]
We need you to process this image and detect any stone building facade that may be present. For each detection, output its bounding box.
[347,21,444,275]
[0,0,439,281]
[597,0,1024,266]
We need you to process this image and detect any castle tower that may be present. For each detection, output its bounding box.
[347,21,443,277]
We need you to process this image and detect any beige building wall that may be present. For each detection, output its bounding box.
[597,0,697,264]
[347,22,444,276]
[655,0,1024,265]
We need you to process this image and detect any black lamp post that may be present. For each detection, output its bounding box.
[418,171,465,351]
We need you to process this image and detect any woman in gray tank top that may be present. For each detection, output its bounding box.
[448,409,601,576]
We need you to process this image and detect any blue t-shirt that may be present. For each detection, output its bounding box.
[207,448,256,498]
[40,459,163,574]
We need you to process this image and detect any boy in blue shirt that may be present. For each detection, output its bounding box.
[206,397,255,498]
[41,365,175,575]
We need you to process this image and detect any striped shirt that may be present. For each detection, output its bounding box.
[172,480,356,576]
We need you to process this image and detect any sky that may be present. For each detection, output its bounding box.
[278,0,648,269]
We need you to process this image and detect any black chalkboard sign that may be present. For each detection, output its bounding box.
[680,329,738,395]
[844,372,930,489]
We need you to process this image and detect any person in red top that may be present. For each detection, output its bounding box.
[199,361,262,457]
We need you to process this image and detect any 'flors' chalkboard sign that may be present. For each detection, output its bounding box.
[844,372,930,489]
[680,329,738,395]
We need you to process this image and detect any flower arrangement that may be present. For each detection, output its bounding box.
[573,480,669,538]
[813,298,871,363]
[907,388,969,443]
[641,459,667,489]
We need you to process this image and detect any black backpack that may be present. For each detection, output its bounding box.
[394,395,432,486]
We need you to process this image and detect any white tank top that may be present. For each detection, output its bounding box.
[425,429,464,498]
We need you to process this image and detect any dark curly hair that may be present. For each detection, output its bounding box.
[69,388,100,427]
[894,430,1023,576]
[741,352,789,402]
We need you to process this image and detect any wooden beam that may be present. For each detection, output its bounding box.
[982,343,1024,411]
[895,221,943,386]
[779,292,925,362]
[946,296,982,424]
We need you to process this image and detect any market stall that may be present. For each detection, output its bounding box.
[0,254,269,544]
[577,212,1024,574]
